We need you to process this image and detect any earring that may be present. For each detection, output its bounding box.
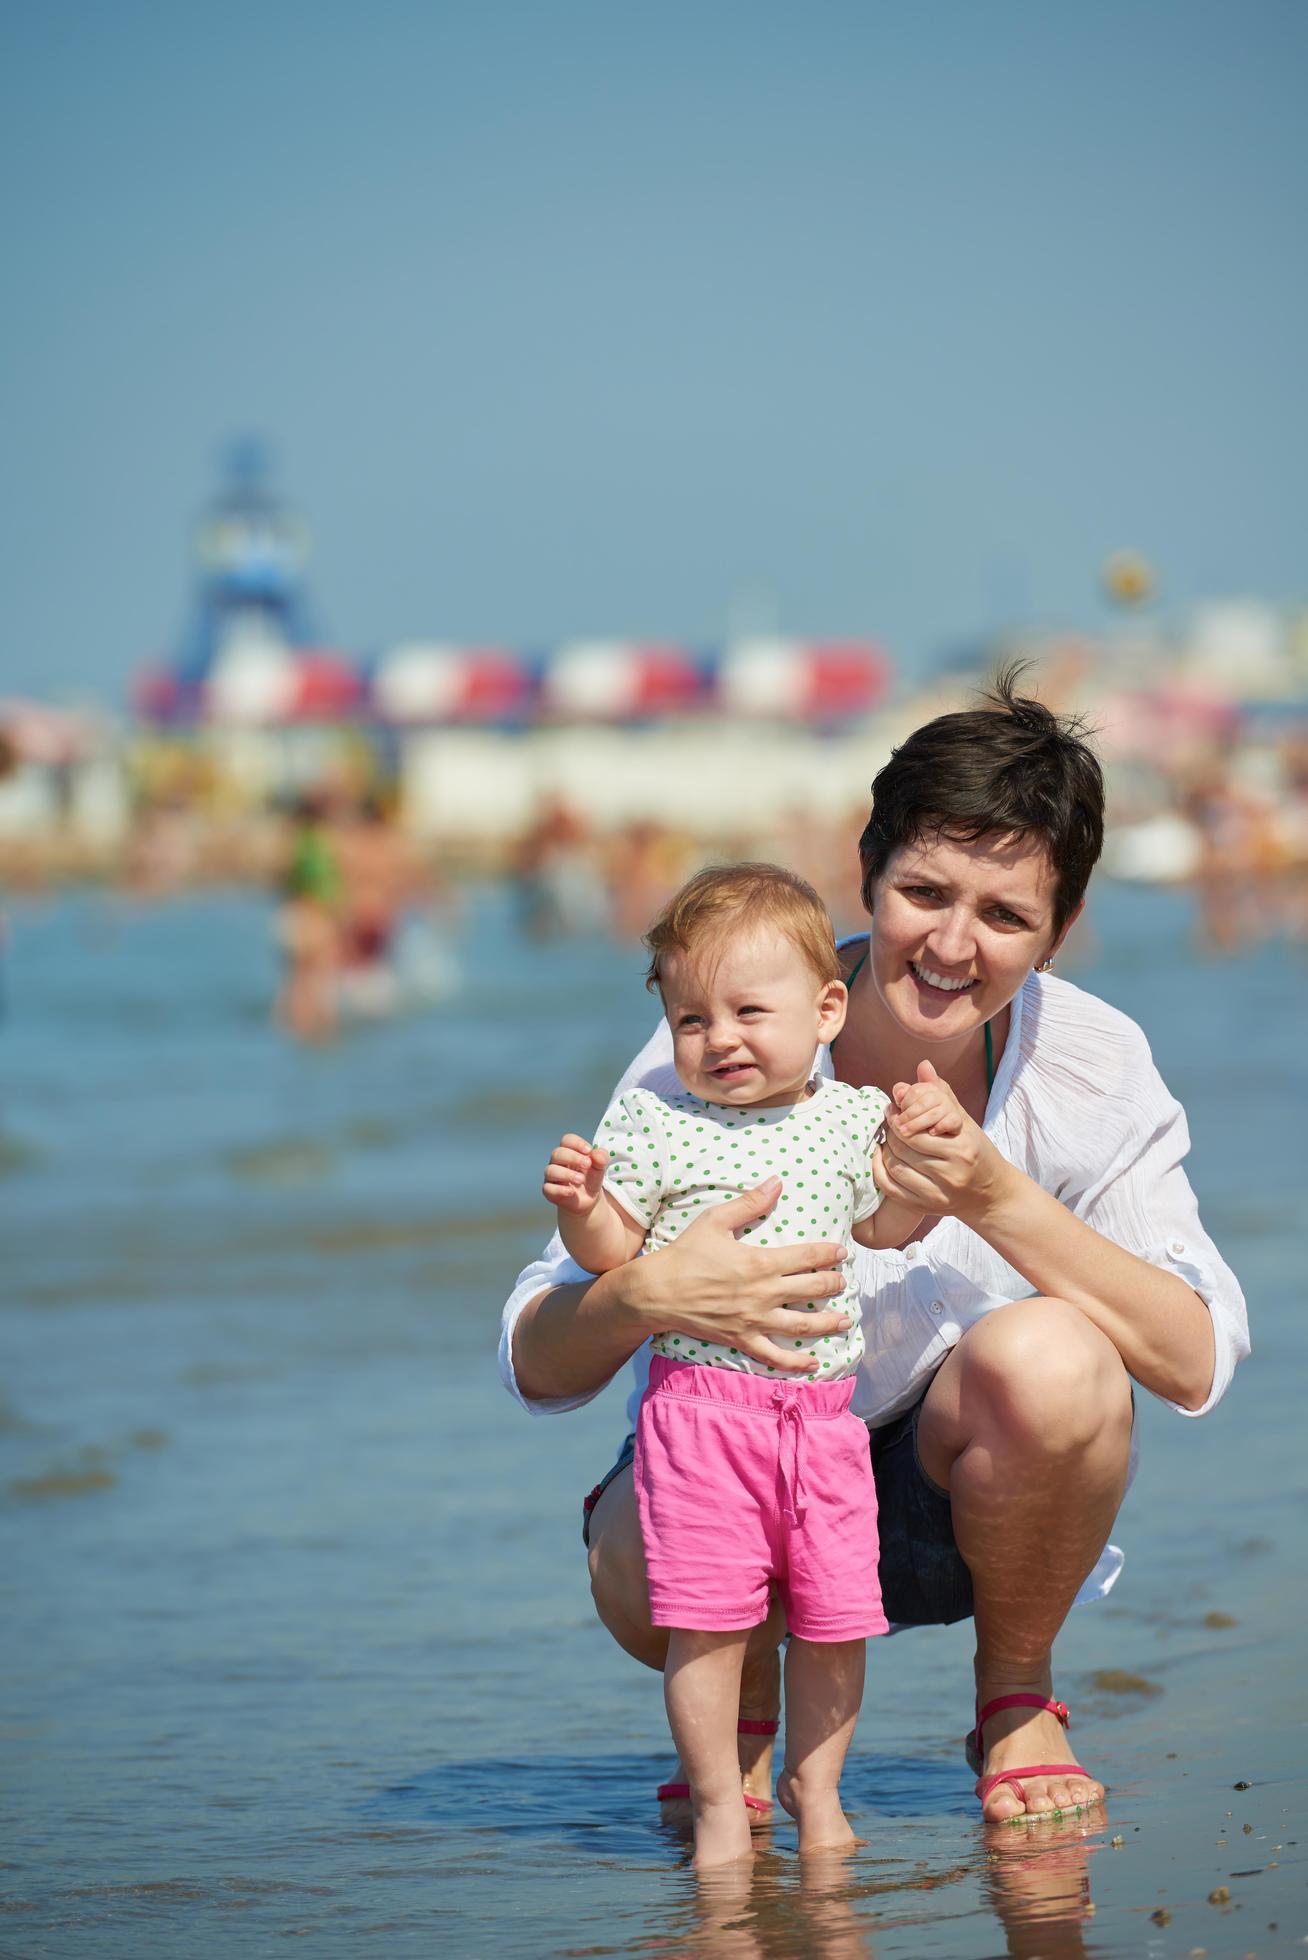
[1037,957,1055,973]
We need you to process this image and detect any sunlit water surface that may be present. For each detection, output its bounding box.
[2,884,1304,1957]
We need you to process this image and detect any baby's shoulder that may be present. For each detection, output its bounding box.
[597,1083,673,1138]
[814,1078,889,1136]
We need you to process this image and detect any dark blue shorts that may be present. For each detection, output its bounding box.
[581,1381,973,1630]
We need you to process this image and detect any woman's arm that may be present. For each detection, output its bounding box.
[876,1076,1221,1410]
[960,1168,1215,1409]
[511,1178,854,1403]
[512,1264,660,1403]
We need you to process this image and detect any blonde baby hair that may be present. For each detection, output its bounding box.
[643,861,843,995]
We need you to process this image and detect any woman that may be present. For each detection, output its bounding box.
[499,672,1248,1824]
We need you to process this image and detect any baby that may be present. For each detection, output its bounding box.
[543,862,961,1867]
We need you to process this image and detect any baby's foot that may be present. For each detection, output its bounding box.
[776,1770,863,1854]
[691,1798,755,1870]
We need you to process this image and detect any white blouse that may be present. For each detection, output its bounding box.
[497,971,1249,1600]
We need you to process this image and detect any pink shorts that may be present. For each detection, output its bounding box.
[634,1356,888,1642]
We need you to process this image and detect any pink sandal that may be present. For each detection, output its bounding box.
[657,1717,778,1818]
[968,1694,1097,1812]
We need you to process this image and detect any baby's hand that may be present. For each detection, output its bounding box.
[543,1134,610,1215]
[890,1074,965,1141]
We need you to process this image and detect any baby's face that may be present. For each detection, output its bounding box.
[659,928,847,1108]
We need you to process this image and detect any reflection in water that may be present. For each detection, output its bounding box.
[981,1807,1107,1960]
[651,1809,1109,1960]
[668,1854,877,1960]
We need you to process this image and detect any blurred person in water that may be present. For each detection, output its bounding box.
[500,668,1248,1829]
[275,784,447,1036]
[331,788,438,1017]
[274,791,342,1040]
[513,797,609,939]
[605,820,697,940]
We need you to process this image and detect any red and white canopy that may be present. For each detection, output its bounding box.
[203,645,362,724]
[370,643,532,723]
[134,635,894,726]
[715,640,891,720]
[536,641,706,720]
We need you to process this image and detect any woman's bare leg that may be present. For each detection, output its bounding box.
[665,1629,754,1867]
[917,1297,1134,1821]
[586,1465,785,1815]
[776,1637,865,1852]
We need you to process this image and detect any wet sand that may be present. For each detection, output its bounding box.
[1,885,1304,1956]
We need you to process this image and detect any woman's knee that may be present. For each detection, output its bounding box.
[956,1298,1132,1455]
[586,1471,667,1670]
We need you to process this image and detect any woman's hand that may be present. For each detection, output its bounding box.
[874,1060,1019,1224]
[636,1177,852,1375]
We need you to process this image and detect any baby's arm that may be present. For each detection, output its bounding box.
[543,1134,650,1274]
[851,1190,925,1250]
[850,1080,965,1248]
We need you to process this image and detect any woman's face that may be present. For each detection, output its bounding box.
[867,830,1077,1045]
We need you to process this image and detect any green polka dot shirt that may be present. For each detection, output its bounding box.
[596,1078,889,1379]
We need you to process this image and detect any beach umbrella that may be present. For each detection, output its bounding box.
[538,641,706,720]
[282,651,364,721]
[370,643,533,723]
[716,639,892,721]
[204,640,300,724]
[456,648,534,720]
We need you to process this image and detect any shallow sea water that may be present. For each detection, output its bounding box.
[2,882,1305,1958]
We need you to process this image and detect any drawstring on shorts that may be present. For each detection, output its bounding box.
[772,1383,808,1525]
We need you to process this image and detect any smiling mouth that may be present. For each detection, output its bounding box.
[909,960,976,995]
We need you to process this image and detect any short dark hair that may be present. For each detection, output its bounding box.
[858,665,1104,933]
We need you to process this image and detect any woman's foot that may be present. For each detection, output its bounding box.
[735,1710,778,1816]
[974,1695,1104,1822]
[776,1769,863,1854]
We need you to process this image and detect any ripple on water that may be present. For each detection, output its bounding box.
[225,1139,338,1186]
[7,1426,170,1503]
[10,1464,118,1502]
[1082,1668,1163,1700]
[303,1209,543,1256]
[0,1133,41,1177]
[372,1746,971,1859]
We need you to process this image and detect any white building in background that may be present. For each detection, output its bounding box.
[373,635,899,841]
[397,716,900,843]
[1186,601,1296,697]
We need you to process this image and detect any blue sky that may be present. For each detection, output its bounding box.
[2,0,1305,701]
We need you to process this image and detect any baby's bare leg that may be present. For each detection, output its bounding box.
[777,1638,866,1853]
[664,1628,754,1869]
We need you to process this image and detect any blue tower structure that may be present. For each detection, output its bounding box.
[177,438,317,684]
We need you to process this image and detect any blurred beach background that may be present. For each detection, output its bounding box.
[3,3,1306,1955]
